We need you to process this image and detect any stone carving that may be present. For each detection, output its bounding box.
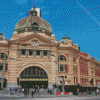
[44,63,51,69]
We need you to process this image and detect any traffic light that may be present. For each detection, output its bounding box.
[89,78,93,86]
[53,84,57,88]
[91,78,93,85]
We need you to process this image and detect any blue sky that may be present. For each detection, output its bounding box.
[0,0,100,61]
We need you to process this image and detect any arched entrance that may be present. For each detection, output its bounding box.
[18,66,48,88]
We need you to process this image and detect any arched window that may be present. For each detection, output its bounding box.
[58,55,66,61]
[73,57,76,62]
[32,22,38,29]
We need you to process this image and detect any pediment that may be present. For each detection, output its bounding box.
[8,33,56,46]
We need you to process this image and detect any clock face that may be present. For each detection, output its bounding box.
[33,41,37,46]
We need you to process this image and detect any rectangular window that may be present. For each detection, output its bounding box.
[0,63,3,70]
[60,81,62,85]
[84,69,85,74]
[60,76,64,79]
[0,63,7,71]
[29,50,33,55]
[43,50,47,56]
[37,50,40,56]
[82,68,83,73]
[21,50,26,55]
[74,77,75,84]
[73,66,76,73]
[60,64,64,71]
[64,65,66,72]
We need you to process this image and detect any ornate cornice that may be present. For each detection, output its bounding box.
[8,32,56,45]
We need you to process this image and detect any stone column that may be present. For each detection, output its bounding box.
[40,50,43,58]
[47,50,50,58]
[18,49,21,57]
[26,50,28,57]
[33,50,36,58]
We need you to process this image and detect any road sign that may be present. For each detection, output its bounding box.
[97,82,100,88]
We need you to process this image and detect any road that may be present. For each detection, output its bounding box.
[0,96,100,100]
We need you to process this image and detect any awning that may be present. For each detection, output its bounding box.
[20,78,48,81]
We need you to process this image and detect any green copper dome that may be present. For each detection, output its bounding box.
[59,35,73,44]
[14,15,52,35]
[0,33,4,39]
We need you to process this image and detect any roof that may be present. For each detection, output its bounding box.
[14,15,52,35]
[0,33,4,39]
[59,35,72,44]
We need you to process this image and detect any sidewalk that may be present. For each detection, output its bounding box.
[0,92,74,98]
[0,91,100,98]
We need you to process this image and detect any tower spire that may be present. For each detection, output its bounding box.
[33,0,35,8]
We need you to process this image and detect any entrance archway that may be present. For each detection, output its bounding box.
[18,66,48,88]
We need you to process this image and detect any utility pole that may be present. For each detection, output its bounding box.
[62,77,65,93]
[1,53,6,89]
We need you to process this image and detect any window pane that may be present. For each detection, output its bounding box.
[60,67,64,71]
[59,55,66,61]
[43,50,47,56]
[60,57,63,60]
[37,50,40,55]
[21,50,26,55]
[64,65,66,72]
[0,63,3,70]
[28,71,31,75]
[29,50,33,55]
[37,71,39,75]
[33,71,36,75]
[40,71,43,75]
[73,57,76,62]
[73,68,76,73]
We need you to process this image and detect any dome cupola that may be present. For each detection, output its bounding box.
[14,7,52,36]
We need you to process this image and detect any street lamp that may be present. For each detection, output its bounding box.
[89,77,93,92]
[0,53,15,89]
[49,53,58,90]
[62,77,65,93]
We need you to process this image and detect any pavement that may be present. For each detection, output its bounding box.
[0,91,100,100]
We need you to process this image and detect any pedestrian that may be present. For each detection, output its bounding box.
[36,89,39,95]
[9,87,12,95]
[22,88,24,94]
[27,88,29,96]
[47,88,49,95]
[49,89,52,95]
[24,87,27,97]
[13,87,16,95]
[31,88,35,97]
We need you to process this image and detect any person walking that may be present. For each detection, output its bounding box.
[24,87,27,97]
[31,88,35,98]
[9,87,12,95]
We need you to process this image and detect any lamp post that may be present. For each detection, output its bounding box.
[1,53,6,90]
[89,77,93,93]
[19,76,20,88]
[0,53,15,89]
[49,53,58,91]
[62,77,65,93]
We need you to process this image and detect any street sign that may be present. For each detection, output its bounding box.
[97,82,100,88]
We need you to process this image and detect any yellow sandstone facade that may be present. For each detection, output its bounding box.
[0,7,100,93]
